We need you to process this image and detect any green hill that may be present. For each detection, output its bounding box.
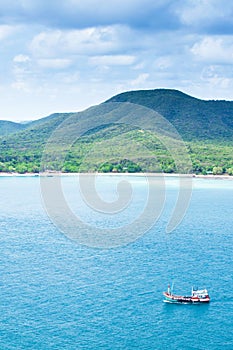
[0,120,26,136]
[0,89,232,174]
[106,89,233,142]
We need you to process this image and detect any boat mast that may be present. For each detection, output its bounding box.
[171,281,174,294]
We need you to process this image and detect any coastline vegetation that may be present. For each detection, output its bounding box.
[0,125,232,175]
[0,89,232,175]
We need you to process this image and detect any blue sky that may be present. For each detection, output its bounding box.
[1,0,233,121]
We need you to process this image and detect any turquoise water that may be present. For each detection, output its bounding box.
[0,176,232,349]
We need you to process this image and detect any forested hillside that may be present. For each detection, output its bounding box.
[0,121,26,136]
[106,89,233,142]
[0,89,232,175]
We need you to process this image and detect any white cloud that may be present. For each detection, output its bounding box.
[177,0,233,33]
[89,55,135,66]
[178,1,217,24]
[11,54,33,93]
[133,62,145,70]
[131,73,149,87]
[37,58,72,69]
[29,26,132,58]
[201,65,232,89]
[191,37,233,63]
[1,1,233,122]
[13,54,31,63]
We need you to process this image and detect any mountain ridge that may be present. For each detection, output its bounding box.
[105,89,233,141]
[0,88,232,174]
[0,120,26,136]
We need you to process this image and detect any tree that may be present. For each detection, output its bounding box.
[212,166,223,175]
[98,163,114,173]
[15,163,28,174]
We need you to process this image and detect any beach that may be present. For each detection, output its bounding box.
[0,172,232,180]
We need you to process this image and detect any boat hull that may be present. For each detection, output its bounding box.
[163,292,210,304]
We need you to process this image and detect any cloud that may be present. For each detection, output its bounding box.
[13,54,31,63]
[29,26,135,58]
[0,0,180,31]
[37,58,72,69]
[89,55,136,66]
[1,1,233,36]
[177,0,233,34]
[1,0,233,121]
[130,73,149,87]
[191,36,233,63]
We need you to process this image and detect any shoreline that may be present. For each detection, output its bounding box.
[0,172,232,180]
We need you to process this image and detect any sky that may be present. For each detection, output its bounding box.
[0,0,233,121]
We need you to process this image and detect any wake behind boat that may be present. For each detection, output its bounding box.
[163,284,210,304]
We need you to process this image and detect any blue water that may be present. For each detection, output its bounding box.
[0,176,232,349]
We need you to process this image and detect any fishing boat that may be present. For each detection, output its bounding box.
[163,284,210,304]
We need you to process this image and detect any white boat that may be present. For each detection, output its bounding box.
[163,284,210,304]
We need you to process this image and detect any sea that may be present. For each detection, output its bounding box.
[0,175,232,350]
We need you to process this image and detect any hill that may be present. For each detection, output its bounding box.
[0,120,26,136]
[0,89,232,174]
[0,112,76,137]
[106,89,233,142]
